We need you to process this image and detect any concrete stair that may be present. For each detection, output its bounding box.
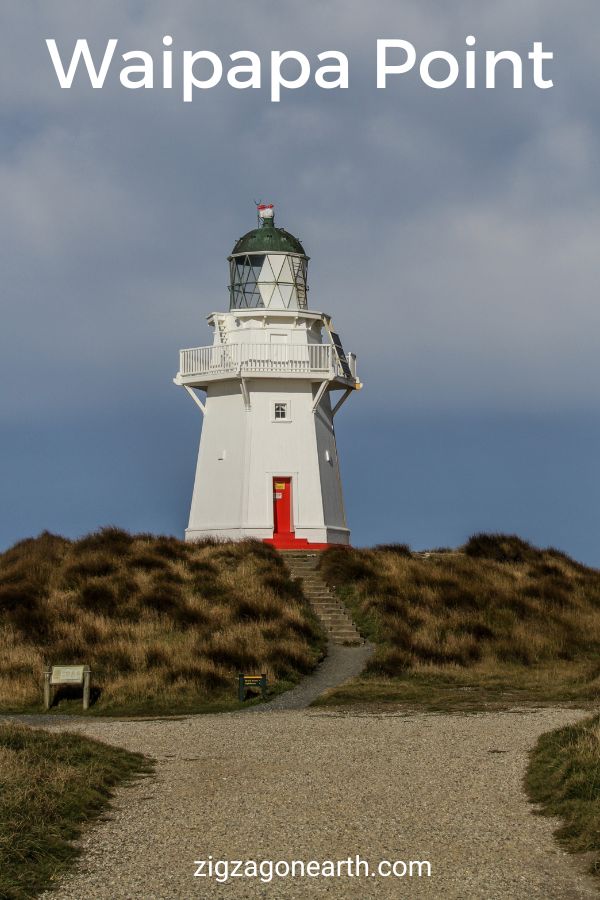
[279,551,363,646]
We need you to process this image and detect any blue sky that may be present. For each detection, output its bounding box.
[2,1,599,563]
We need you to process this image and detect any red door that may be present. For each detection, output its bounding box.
[273,477,292,537]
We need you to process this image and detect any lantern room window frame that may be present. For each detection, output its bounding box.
[228,252,309,310]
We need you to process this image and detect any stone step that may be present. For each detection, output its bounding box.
[302,586,334,591]
[328,631,361,640]
[320,616,359,629]
[293,572,325,578]
[318,611,354,620]
[286,556,320,561]
[305,597,336,603]
[280,551,364,645]
[299,584,331,590]
[310,606,349,615]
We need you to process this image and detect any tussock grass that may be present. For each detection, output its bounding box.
[0,724,150,900]
[0,530,324,714]
[526,714,600,876]
[316,534,600,709]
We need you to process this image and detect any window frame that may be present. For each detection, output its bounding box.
[272,400,291,423]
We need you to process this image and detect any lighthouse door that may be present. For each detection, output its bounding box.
[273,477,292,537]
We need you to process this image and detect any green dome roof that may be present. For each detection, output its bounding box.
[231,217,306,256]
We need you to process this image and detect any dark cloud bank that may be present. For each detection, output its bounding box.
[1,1,599,562]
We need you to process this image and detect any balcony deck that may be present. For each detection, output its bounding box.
[175,342,357,387]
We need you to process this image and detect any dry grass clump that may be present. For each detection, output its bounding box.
[0,724,150,899]
[0,530,323,714]
[526,714,600,876]
[319,535,600,705]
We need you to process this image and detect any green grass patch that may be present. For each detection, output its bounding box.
[0,724,151,899]
[316,535,600,711]
[314,666,600,712]
[526,714,600,876]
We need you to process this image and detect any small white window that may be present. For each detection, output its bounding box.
[274,402,288,420]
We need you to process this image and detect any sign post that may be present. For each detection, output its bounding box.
[238,673,267,702]
[44,665,91,710]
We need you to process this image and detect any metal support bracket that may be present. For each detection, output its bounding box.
[331,388,353,418]
[240,377,251,411]
[184,385,206,414]
[312,380,330,413]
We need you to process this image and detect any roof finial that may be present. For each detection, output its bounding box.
[257,203,275,227]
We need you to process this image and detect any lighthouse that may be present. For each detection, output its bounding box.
[174,204,360,548]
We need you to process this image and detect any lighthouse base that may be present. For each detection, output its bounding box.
[263,535,329,551]
[185,525,349,548]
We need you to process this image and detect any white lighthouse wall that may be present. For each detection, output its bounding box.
[209,311,325,347]
[244,381,347,544]
[186,378,349,544]
[314,392,349,542]
[186,382,247,536]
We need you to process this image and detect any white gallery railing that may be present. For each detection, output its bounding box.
[179,343,357,380]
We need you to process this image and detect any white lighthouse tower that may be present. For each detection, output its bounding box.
[174,204,360,549]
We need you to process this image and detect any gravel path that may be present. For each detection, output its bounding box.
[2,640,372,727]
[257,640,373,711]
[31,706,596,899]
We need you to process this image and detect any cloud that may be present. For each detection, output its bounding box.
[1,0,599,423]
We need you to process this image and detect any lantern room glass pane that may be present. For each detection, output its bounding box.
[229,253,308,310]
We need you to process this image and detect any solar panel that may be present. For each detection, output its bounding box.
[329,331,352,379]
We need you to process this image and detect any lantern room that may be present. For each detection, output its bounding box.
[228,204,309,310]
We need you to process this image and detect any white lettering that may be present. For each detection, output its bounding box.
[46,38,117,89]
[377,40,416,88]
[120,51,153,89]
[420,51,460,89]
[163,35,173,89]
[315,51,348,90]
[183,50,223,101]
[271,51,310,102]
[227,51,261,89]
[486,50,523,89]
[465,35,476,89]
[529,42,554,88]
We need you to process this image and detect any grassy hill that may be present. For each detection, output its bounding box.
[316,534,600,709]
[0,529,324,715]
[0,724,150,899]
[526,712,600,877]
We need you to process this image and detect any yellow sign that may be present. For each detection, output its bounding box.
[274,482,286,489]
